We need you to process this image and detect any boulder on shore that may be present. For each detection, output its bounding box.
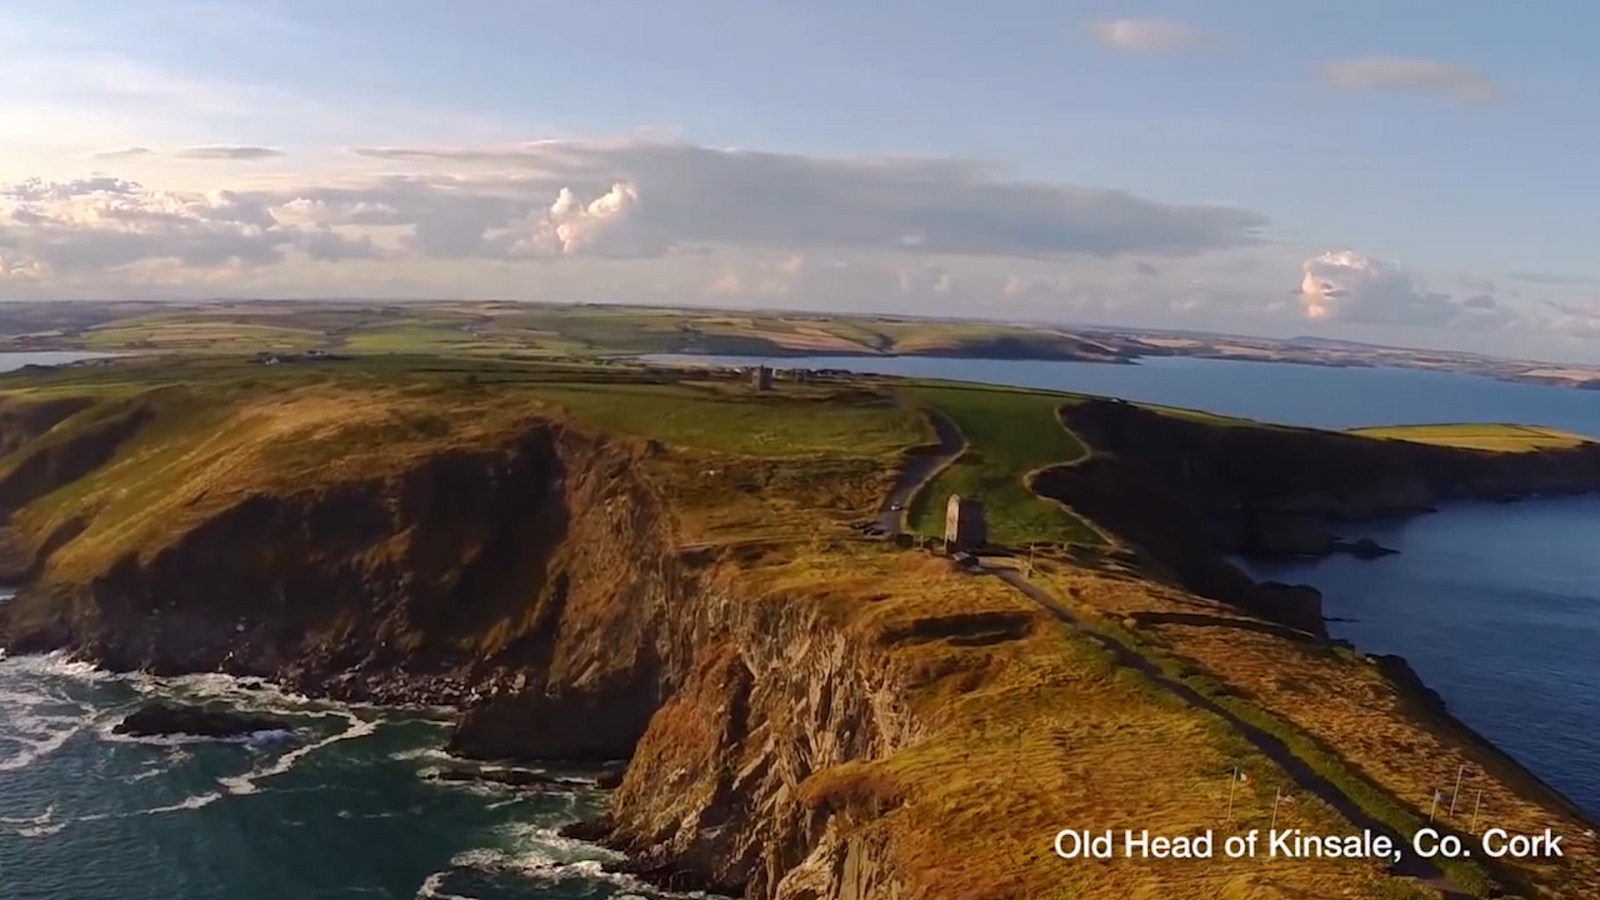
[113,700,295,739]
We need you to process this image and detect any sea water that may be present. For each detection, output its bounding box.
[0,649,660,899]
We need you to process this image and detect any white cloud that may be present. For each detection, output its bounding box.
[0,176,378,276]
[1298,250,1518,327]
[338,139,1266,260]
[1,138,1591,355]
[491,183,648,258]
[1320,57,1501,102]
[1087,19,1206,54]
[87,145,284,162]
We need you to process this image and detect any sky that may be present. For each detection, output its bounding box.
[3,1,1600,362]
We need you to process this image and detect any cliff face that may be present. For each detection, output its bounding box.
[1,419,682,718]
[1033,399,1600,628]
[0,397,934,900]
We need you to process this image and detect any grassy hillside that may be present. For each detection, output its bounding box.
[1350,423,1593,452]
[901,382,1101,546]
[3,354,1597,898]
[0,301,1130,363]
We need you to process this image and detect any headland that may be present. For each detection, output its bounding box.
[0,352,1596,900]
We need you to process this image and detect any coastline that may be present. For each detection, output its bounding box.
[4,359,1600,898]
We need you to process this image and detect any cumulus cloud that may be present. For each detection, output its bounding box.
[490,183,650,258]
[1087,18,1206,54]
[0,176,378,276]
[338,139,1267,259]
[1297,250,1518,328]
[2,138,1573,350]
[1320,57,1501,101]
[88,144,284,161]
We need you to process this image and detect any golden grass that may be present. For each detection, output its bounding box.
[736,548,1432,900]
[1350,423,1592,452]
[0,361,927,579]
[1034,561,1600,899]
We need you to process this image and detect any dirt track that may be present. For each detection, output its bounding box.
[986,564,1478,899]
[876,409,963,534]
[876,406,1478,897]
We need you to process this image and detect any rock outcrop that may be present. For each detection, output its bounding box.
[114,700,295,739]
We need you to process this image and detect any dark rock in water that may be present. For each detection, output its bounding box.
[558,817,615,843]
[595,762,628,790]
[114,700,294,739]
[427,767,590,789]
[604,854,746,897]
[1332,536,1399,559]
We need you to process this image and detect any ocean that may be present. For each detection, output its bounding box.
[652,353,1600,817]
[4,349,1599,897]
[0,645,650,900]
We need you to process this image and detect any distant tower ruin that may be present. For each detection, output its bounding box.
[751,365,773,391]
[944,495,987,551]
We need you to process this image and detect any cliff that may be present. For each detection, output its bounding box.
[1032,398,1600,629]
[5,367,1599,900]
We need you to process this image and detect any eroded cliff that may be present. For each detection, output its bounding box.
[1033,398,1600,629]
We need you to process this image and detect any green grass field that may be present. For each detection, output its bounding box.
[2,301,1137,364]
[902,382,1101,546]
[1350,422,1593,452]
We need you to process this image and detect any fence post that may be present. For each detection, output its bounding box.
[1225,767,1238,824]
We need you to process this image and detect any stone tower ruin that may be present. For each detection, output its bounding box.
[944,494,987,551]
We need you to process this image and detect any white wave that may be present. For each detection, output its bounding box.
[218,710,379,795]
[500,822,623,862]
[0,804,54,826]
[140,792,222,815]
[1,650,110,683]
[390,746,456,763]
[0,657,102,771]
[125,763,168,783]
[15,821,67,837]
[415,871,479,900]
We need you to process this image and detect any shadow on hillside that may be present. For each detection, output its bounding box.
[1125,610,1312,643]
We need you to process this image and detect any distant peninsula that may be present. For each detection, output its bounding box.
[3,298,1600,390]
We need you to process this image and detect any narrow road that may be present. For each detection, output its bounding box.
[873,406,1478,896]
[876,409,963,534]
[984,565,1479,900]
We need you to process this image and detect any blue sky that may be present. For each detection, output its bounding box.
[4,0,1600,361]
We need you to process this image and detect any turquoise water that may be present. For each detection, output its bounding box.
[0,651,655,900]
[653,353,1600,816]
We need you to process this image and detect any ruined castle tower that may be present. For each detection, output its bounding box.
[944,494,987,551]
